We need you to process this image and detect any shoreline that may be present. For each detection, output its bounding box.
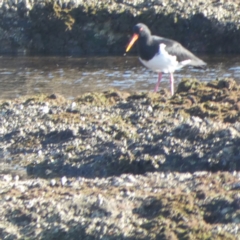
[1,78,240,239]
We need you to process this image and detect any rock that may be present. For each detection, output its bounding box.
[0,79,240,238]
[0,0,240,53]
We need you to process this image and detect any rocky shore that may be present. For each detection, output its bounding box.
[1,78,240,239]
[1,0,240,54]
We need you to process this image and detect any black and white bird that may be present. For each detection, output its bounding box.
[126,23,206,95]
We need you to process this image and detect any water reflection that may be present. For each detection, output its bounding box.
[0,55,240,99]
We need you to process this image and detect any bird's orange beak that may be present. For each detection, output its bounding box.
[126,34,139,52]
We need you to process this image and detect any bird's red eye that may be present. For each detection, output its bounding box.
[140,27,143,31]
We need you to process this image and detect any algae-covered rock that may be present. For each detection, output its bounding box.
[1,0,240,53]
[1,78,240,239]
[171,78,240,122]
[176,78,201,93]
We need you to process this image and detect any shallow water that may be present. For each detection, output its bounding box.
[0,54,240,100]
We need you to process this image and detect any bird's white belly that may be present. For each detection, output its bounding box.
[139,43,191,73]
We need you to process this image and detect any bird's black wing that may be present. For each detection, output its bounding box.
[152,36,206,67]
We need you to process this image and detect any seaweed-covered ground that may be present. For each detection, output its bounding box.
[1,78,240,239]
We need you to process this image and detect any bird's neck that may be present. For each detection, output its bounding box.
[138,36,157,61]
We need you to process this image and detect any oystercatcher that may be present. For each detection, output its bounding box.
[126,23,206,95]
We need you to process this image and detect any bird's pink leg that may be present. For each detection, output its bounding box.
[169,73,174,96]
[154,73,162,92]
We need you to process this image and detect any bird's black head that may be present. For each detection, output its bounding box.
[133,23,151,38]
[126,23,151,52]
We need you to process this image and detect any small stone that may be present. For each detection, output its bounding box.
[3,174,12,182]
[17,185,27,193]
[61,176,67,186]
[50,179,56,186]
[147,105,153,112]
[14,175,19,181]
[40,105,49,114]
[71,102,76,109]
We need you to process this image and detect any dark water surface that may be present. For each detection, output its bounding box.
[0,55,240,100]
